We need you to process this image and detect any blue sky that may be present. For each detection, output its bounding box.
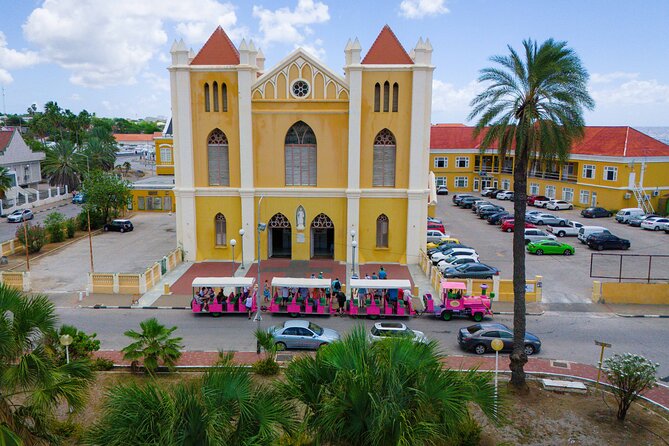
[1,0,668,125]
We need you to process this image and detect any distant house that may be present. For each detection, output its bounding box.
[0,128,45,188]
[113,133,155,156]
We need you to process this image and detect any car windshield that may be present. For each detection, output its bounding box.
[10,211,21,215]
[308,322,323,335]
[466,324,482,334]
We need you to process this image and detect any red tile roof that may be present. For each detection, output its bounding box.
[113,133,154,142]
[190,26,240,66]
[430,125,669,157]
[0,130,14,152]
[362,25,413,65]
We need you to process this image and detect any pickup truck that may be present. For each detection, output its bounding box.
[546,220,584,237]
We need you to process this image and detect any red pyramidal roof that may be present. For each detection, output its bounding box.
[362,25,413,65]
[191,26,240,66]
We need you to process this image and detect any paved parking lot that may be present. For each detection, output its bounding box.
[434,196,669,304]
[28,212,176,292]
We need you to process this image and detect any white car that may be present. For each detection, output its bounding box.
[437,255,479,271]
[640,217,669,231]
[524,228,557,244]
[426,230,448,243]
[481,187,496,197]
[368,322,427,344]
[496,190,514,200]
[436,185,449,195]
[533,198,553,208]
[547,220,584,237]
[546,200,573,210]
[431,248,478,264]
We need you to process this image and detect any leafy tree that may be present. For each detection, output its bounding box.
[0,167,14,196]
[45,324,101,365]
[84,356,297,445]
[121,318,183,376]
[44,211,66,243]
[82,136,117,172]
[281,326,498,446]
[0,284,94,444]
[81,171,132,224]
[77,208,105,231]
[468,39,594,387]
[122,161,131,177]
[41,140,85,190]
[65,218,77,238]
[15,223,47,254]
[604,353,658,421]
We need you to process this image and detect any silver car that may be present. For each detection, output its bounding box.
[368,322,428,344]
[527,213,568,226]
[269,320,340,350]
[7,209,34,223]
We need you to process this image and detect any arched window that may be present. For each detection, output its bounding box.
[207,129,230,186]
[213,81,219,112]
[222,83,228,112]
[392,83,399,112]
[373,129,396,187]
[376,214,389,248]
[204,83,210,112]
[383,81,390,112]
[374,83,381,112]
[215,213,227,246]
[285,121,317,186]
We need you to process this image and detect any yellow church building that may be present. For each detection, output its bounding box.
[169,26,434,264]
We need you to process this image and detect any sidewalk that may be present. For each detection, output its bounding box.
[92,350,669,409]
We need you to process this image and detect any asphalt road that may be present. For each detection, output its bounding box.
[55,307,669,379]
[0,201,82,241]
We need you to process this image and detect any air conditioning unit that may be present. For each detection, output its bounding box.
[652,190,660,197]
[623,193,631,199]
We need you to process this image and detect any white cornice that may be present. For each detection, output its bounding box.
[252,48,348,90]
[186,187,424,199]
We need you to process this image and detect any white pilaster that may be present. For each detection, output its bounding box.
[345,38,362,265]
[240,191,256,264]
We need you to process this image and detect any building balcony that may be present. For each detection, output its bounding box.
[528,171,577,183]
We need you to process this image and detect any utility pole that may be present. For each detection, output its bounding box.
[23,219,30,271]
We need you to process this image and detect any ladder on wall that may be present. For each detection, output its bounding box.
[632,183,654,214]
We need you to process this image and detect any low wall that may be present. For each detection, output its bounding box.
[0,271,30,292]
[595,281,669,304]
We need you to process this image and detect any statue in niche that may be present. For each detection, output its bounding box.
[296,205,306,231]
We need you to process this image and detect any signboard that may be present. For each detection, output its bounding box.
[296,233,305,243]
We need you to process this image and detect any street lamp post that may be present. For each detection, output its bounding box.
[239,228,245,269]
[255,196,265,354]
[350,230,356,274]
[230,239,237,276]
[59,334,73,413]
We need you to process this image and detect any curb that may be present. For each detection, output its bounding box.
[493,311,545,316]
[615,313,669,318]
[82,305,189,310]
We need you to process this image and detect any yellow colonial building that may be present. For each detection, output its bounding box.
[154,119,174,176]
[169,26,434,263]
[430,125,669,213]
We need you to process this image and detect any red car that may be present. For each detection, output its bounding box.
[428,222,445,233]
[500,220,536,233]
[527,195,550,206]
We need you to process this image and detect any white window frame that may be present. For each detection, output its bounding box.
[159,146,173,164]
[454,176,468,188]
[529,183,539,195]
[433,157,448,168]
[545,185,556,199]
[603,166,618,181]
[501,179,510,190]
[455,156,469,168]
[562,187,574,202]
[435,176,447,187]
[579,190,590,205]
[582,164,595,179]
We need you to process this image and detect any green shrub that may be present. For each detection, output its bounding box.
[92,357,114,371]
[78,208,105,231]
[65,217,77,238]
[446,414,482,446]
[44,211,66,243]
[15,223,47,254]
[51,419,84,441]
[251,357,280,376]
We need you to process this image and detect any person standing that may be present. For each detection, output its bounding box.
[263,280,270,303]
[379,266,387,280]
[245,286,255,319]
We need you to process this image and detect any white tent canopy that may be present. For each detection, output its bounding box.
[270,277,332,288]
[349,279,412,290]
[191,277,255,288]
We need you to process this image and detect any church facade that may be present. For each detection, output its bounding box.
[169,26,434,265]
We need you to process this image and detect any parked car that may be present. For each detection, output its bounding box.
[472,201,493,212]
[500,220,536,232]
[527,213,568,226]
[458,197,482,209]
[7,209,34,223]
[664,223,669,234]
[546,200,573,210]
[452,194,474,205]
[581,207,611,218]
[524,228,557,244]
[437,256,479,271]
[431,248,479,265]
[368,322,427,344]
[436,185,449,195]
[640,217,669,231]
[458,323,541,355]
[476,204,504,216]
[496,190,514,200]
[577,226,611,244]
[527,195,549,206]
[269,320,340,350]
[487,211,511,225]
[628,214,658,227]
[442,263,499,279]
[479,206,506,219]
[526,240,575,256]
[72,193,85,204]
[481,187,496,197]
[427,216,443,224]
[426,230,449,244]
[427,222,446,233]
[426,237,461,250]
[103,219,134,233]
[586,233,631,251]
[546,220,583,237]
[615,208,645,224]
[533,197,553,208]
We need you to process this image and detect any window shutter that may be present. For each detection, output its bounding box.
[208,146,221,185]
[383,147,396,186]
[308,146,317,186]
[373,146,384,186]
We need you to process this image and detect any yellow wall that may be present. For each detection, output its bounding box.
[600,282,669,304]
[191,71,241,188]
[155,137,174,175]
[360,71,413,189]
[130,189,175,212]
[358,198,407,264]
[194,196,242,261]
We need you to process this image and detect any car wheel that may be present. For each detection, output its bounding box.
[506,228,512,233]
[275,342,287,351]
[537,220,543,225]
[472,312,483,322]
[535,249,543,256]
[557,231,566,237]
[568,205,573,210]
[120,228,125,233]
[30,215,34,220]
[474,344,486,355]
[597,245,604,251]
[623,245,630,250]
[441,310,452,321]
[525,239,530,245]
[289,312,299,318]
[563,249,572,256]
[559,221,566,227]
[654,226,660,231]
[524,344,535,356]
[103,226,109,232]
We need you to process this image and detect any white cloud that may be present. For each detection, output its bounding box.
[590,71,639,84]
[0,31,40,84]
[142,71,170,92]
[591,78,669,105]
[399,0,448,19]
[297,39,326,60]
[431,79,484,121]
[22,0,241,88]
[253,0,329,48]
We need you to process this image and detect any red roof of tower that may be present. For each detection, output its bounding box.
[362,25,413,65]
[190,26,240,65]
[0,130,14,152]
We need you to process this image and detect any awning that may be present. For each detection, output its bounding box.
[440,280,467,290]
[271,277,332,288]
[349,279,412,290]
[191,277,255,288]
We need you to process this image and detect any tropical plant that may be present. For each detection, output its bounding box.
[0,167,14,196]
[468,39,594,387]
[83,136,117,172]
[0,284,94,444]
[77,208,105,231]
[121,317,183,376]
[253,329,280,376]
[84,356,297,445]
[41,140,84,190]
[0,424,23,446]
[281,326,498,446]
[44,211,66,243]
[122,161,131,177]
[15,223,47,254]
[45,324,101,365]
[65,218,76,238]
[603,353,658,421]
[81,170,132,224]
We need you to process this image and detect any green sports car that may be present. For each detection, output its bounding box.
[526,240,575,256]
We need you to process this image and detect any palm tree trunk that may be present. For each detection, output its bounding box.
[510,147,529,388]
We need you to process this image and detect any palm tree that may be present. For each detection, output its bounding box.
[0,284,94,444]
[84,359,297,445]
[0,167,14,197]
[121,317,183,376]
[41,140,84,190]
[468,39,594,387]
[83,137,117,172]
[281,326,498,445]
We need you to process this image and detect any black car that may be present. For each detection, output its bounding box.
[103,219,134,233]
[479,206,505,218]
[581,207,611,218]
[452,194,474,205]
[458,323,541,356]
[586,233,630,251]
[628,214,659,227]
[458,197,481,209]
[442,263,499,279]
[487,211,511,225]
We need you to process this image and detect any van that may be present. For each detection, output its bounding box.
[577,226,611,244]
[615,208,644,223]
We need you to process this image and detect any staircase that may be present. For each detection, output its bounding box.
[632,183,654,214]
